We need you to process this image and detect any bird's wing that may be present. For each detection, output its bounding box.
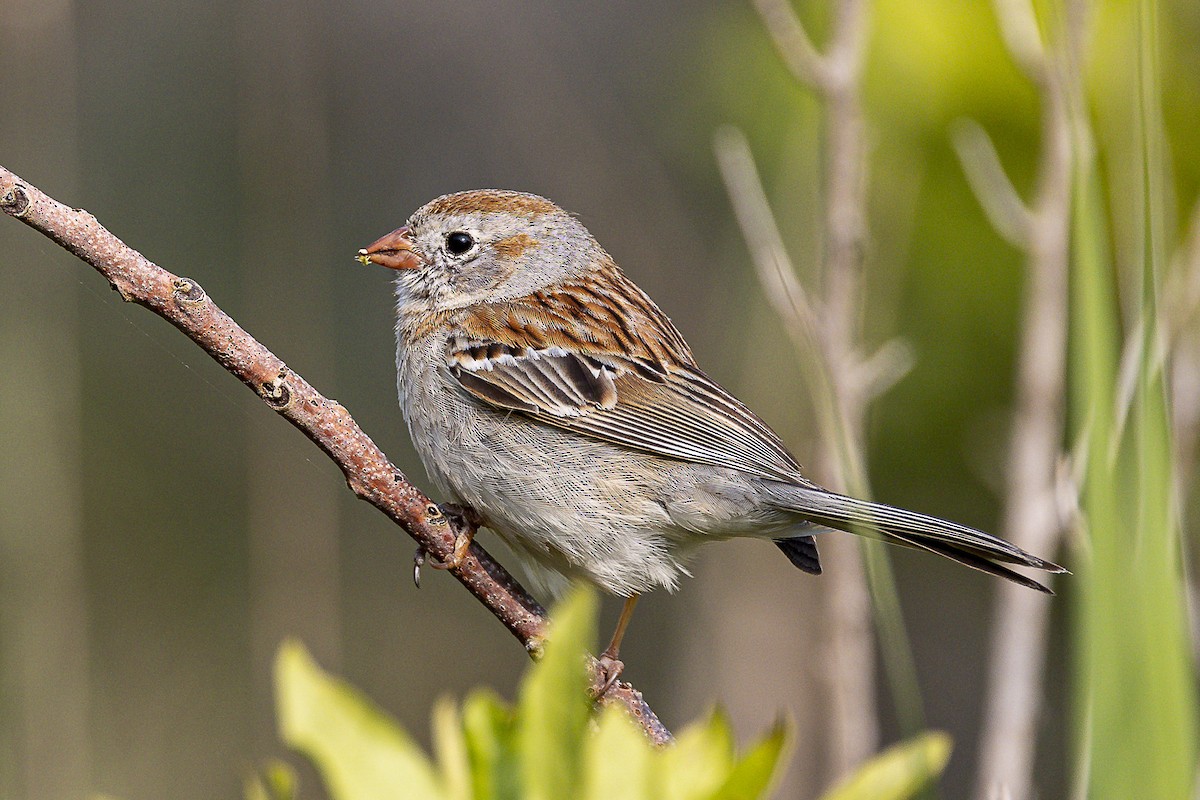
[445,270,1067,592]
[446,270,809,484]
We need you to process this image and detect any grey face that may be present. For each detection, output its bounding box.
[397,203,604,313]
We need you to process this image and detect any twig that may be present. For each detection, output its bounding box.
[714,127,822,358]
[0,165,672,746]
[962,2,1079,797]
[750,0,830,88]
[736,0,893,779]
[951,119,1034,247]
[992,0,1049,82]
[716,126,878,777]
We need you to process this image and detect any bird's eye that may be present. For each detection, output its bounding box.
[446,231,475,255]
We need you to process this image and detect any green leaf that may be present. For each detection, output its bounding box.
[272,598,797,800]
[706,720,789,800]
[819,732,951,800]
[1071,2,1199,794]
[275,640,445,800]
[433,697,471,800]
[462,689,520,800]
[657,709,736,800]
[581,704,653,799]
[516,587,595,800]
[244,761,297,800]
[516,587,596,800]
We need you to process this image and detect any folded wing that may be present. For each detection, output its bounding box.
[446,287,810,486]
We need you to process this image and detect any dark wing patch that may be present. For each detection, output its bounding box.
[454,369,537,413]
[451,345,617,416]
[544,365,805,482]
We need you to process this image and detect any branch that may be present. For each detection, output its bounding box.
[970,2,1076,796]
[1166,197,1200,340]
[992,0,1049,83]
[951,118,1034,247]
[721,0,887,773]
[714,126,822,357]
[0,165,671,746]
[1167,198,1200,498]
[751,0,830,89]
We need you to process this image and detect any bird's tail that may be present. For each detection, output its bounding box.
[769,484,1067,593]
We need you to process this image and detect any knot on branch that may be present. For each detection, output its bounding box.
[1,183,31,217]
[172,277,208,309]
[259,370,293,410]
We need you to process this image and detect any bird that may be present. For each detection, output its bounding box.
[357,188,1065,680]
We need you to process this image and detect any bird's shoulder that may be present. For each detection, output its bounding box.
[452,262,696,375]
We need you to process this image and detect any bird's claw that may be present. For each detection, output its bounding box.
[412,547,426,588]
[412,504,483,585]
[590,654,626,699]
[427,503,481,571]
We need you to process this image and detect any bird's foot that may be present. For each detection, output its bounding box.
[428,529,474,571]
[590,653,626,699]
[428,503,482,571]
[589,594,638,698]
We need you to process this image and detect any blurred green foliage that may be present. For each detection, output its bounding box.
[680,0,1200,796]
[272,591,789,799]
[820,733,950,800]
[266,590,949,800]
[1071,2,1198,796]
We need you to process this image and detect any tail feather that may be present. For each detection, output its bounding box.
[774,535,822,574]
[885,530,1054,594]
[769,485,1066,593]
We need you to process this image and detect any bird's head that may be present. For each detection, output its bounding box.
[359,189,605,315]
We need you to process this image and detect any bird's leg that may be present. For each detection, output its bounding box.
[429,503,484,571]
[594,594,640,696]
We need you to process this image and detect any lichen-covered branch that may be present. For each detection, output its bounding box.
[0,164,671,746]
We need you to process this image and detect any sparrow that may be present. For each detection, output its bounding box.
[358,189,1064,675]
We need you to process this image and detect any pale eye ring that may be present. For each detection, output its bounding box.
[446,231,475,255]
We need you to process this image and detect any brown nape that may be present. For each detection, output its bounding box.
[425,190,559,217]
[493,233,539,259]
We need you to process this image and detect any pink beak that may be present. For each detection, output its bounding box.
[357,225,423,270]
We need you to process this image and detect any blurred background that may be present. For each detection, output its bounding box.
[2,1,1198,798]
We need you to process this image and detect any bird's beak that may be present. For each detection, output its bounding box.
[357,225,423,270]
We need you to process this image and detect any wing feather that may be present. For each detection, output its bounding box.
[455,369,538,413]
[445,268,808,482]
[448,343,805,482]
